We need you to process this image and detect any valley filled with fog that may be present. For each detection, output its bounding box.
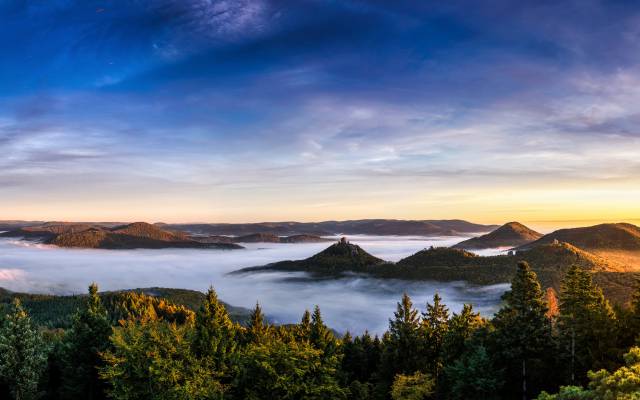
[0,234,509,334]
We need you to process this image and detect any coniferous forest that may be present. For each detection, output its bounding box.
[1,262,640,399]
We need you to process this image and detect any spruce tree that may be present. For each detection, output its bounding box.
[492,261,552,400]
[310,305,335,353]
[0,299,47,400]
[443,304,484,365]
[421,293,449,380]
[297,309,312,342]
[379,293,422,390]
[245,302,270,344]
[558,265,616,384]
[192,286,236,372]
[61,283,111,400]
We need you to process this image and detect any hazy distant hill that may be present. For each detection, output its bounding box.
[0,220,44,231]
[0,222,102,239]
[452,222,542,250]
[233,233,330,243]
[515,223,640,251]
[2,222,243,250]
[237,238,387,275]
[2,219,497,237]
[164,219,498,236]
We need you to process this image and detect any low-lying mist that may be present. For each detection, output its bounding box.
[0,234,509,334]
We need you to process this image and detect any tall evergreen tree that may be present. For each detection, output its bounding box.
[442,304,484,365]
[492,261,552,400]
[60,283,111,400]
[245,302,270,344]
[297,309,312,342]
[378,293,423,394]
[0,299,47,400]
[310,305,336,353]
[557,265,616,384]
[192,286,236,372]
[421,293,449,380]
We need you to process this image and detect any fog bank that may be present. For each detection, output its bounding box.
[0,235,508,334]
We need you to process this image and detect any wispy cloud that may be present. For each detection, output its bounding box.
[1,1,640,221]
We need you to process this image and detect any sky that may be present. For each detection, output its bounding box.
[1,0,640,224]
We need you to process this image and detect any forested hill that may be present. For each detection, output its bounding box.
[237,238,387,275]
[0,287,252,328]
[452,221,542,250]
[390,242,636,304]
[516,222,640,251]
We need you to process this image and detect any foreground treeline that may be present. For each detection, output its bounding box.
[1,262,640,399]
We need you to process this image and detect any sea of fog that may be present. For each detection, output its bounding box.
[0,234,509,334]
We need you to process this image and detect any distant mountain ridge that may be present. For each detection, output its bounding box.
[453,222,542,250]
[1,219,499,237]
[163,219,498,236]
[232,233,330,243]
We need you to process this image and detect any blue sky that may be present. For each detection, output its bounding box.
[1,0,640,223]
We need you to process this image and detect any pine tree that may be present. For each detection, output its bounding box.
[421,293,450,380]
[310,305,335,353]
[192,286,236,372]
[61,283,111,400]
[0,299,47,400]
[443,303,484,365]
[297,309,312,342]
[558,265,616,384]
[245,302,270,344]
[492,261,552,400]
[379,293,422,389]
